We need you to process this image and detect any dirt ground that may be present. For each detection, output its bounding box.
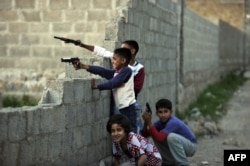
[189,79,250,166]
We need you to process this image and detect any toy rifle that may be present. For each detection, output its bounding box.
[54,36,81,45]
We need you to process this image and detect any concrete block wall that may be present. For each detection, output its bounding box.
[0,0,116,97]
[115,0,179,115]
[0,78,111,166]
[0,0,247,165]
[0,0,180,165]
[179,8,220,111]
[178,7,245,111]
[218,20,245,74]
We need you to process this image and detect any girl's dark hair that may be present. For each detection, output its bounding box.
[155,98,172,111]
[114,48,132,65]
[106,114,131,134]
[122,40,139,55]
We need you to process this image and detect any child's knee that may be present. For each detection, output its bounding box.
[167,133,178,144]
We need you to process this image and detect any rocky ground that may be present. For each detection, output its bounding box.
[188,77,250,166]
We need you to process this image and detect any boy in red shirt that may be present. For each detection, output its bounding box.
[141,99,197,166]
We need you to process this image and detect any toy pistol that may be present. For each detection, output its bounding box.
[61,57,79,64]
[146,102,152,113]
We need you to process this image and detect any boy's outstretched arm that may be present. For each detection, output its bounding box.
[78,41,94,52]
[75,40,113,58]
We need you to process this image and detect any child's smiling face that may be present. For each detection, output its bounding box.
[112,54,126,70]
[111,123,127,142]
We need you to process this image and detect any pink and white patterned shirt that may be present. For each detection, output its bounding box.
[112,132,162,166]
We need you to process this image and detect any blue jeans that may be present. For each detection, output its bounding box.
[153,133,197,166]
[119,102,141,133]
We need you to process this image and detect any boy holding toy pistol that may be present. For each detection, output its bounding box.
[72,47,140,133]
[55,36,144,133]
[141,98,197,166]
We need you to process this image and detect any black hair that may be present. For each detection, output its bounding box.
[106,114,131,134]
[122,40,139,55]
[155,98,172,111]
[114,47,132,65]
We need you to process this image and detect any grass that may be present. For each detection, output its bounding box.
[176,71,248,123]
[2,94,39,108]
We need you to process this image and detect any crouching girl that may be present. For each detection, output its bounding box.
[106,114,162,166]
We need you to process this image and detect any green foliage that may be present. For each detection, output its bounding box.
[2,94,39,108]
[177,72,248,122]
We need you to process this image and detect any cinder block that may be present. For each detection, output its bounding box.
[43,11,63,22]
[0,110,8,142]
[54,47,75,57]
[75,147,88,165]
[86,144,96,164]
[9,23,28,33]
[25,106,41,135]
[72,127,84,149]
[9,46,30,57]
[29,23,49,33]
[22,11,41,21]
[75,104,85,126]
[21,34,40,45]
[34,135,49,162]
[32,46,52,57]
[8,109,27,142]
[71,0,90,9]
[52,23,72,33]
[86,102,95,124]
[19,139,35,165]
[16,0,35,8]
[84,79,94,102]
[1,143,19,166]
[0,34,19,45]
[0,11,18,21]
[50,0,69,10]
[0,0,12,10]
[62,79,74,104]
[73,79,85,103]
[65,105,77,128]
[87,10,109,21]
[0,23,7,32]
[74,23,88,32]
[62,128,74,155]
[65,11,86,22]
[40,106,65,133]
[93,0,113,9]
[48,132,63,160]
[95,100,103,120]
